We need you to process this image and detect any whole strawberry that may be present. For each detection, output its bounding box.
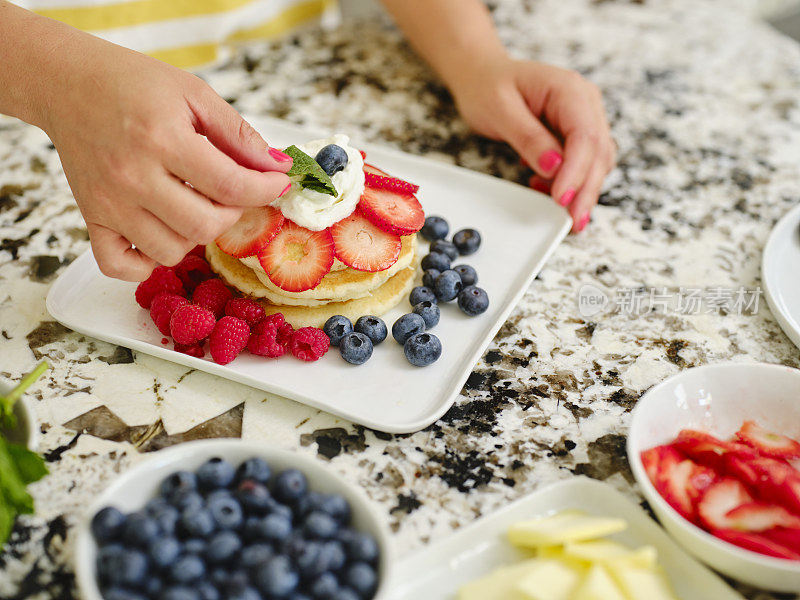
[225,297,266,327]
[170,304,216,345]
[193,278,232,318]
[150,293,188,336]
[209,316,250,365]
[135,266,184,309]
[247,320,286,358]
[289,327,330,361]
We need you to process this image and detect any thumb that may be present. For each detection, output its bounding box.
[501,96,564,179]
[189,90,292,174]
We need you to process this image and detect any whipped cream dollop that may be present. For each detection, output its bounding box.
[271,134,364,231]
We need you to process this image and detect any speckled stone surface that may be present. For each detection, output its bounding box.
[1,0,800,598]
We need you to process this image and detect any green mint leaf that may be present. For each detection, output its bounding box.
[0,437,35,515]
[283,145,337,197]
[7,443,48,485]
[1,361,48,429]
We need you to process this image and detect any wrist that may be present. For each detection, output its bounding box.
[445,51,511,103]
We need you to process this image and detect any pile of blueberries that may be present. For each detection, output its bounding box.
[91,457,380,600]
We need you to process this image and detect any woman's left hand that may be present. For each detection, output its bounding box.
[450,57,616,232]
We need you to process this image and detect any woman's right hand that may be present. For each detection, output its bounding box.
[44,38,293,281]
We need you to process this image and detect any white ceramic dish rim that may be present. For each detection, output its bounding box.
[762,203,800,351]
[73,439,395,600]
[627,362,800,572]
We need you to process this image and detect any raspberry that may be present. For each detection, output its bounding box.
[276,322,294,348]
[149,293,188,336]
[289,327,329,361]
[174,342,205,358]
[225,297,265,327]
[174,255,213,294]
[188,245,206,258]
[263,313,285,328]
[246,320,286,358]
[192,278,233,318]
[135,266,184,309]
[169,304,216,345]
[209,316,250,365]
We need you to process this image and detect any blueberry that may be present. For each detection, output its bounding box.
[273,469,308,504]
[304,511,338,539]
[404,333,442,367]
[144,577,164,597]
[241,543,274,569]
[265,498,293,520]
[96,546,148,587]
[412,301,439,329]
[353,316,387,345]
[91,506,126,543]
[343,532,379,564]
[309,572,339,598]
[148,536,181,569]
[237,479,273,513]
[294,540,324,578]
[122,511,160,548]
[210,567,246,590]
[161,471,197,498]
[453,264,478,286]
[197,457,236,490]
[457,285,489,316]
[255,555,299,597]
[162,586,201,600]
[205,530,242,564]
[179,507,215,538]
[332,589,360,600]
[322,315,353,347]
[236,457,272,484]
[339,332,373,365]
[420,251,450,272]
[422,269,441,289]
[170,554,206,583]
[226,587,262,600]
[409,285,436,306]
[208,493,243,529]
[146,498,180,535]
[183,538,206,554]
[314,494,351,524]
[319,540,347,572]
[288,594,313,600]
[452,228,481,255]
[344,562,378,598]
[315,144,349,177]
[255,513,293,542]
[170,490,204,513]
[420,215,449,241]
[433,269,463,302]
[102,588,148,600]
[391,313,426,345]
[196,581,221,600]
[430,239,458,261]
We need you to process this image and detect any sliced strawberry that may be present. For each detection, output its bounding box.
[257,220,334,292]
[697,478,754,530]
[363,163,389,177]
[657,456,717,522]
[359,187,424,236]
[724,502,800,532]
[735,420,800,460]
[641,445,679,485]
[364,172,420,195]
[723,453,761,489]
[216,206,284,258]
[359,149,367,160]
[712,529,800,560]
[748,457,800,515]
[329,211,401,272]
[763,527,800,551]
[673,429,757,469]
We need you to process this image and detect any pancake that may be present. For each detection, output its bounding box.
[236,234,416,303]
[206,242,417,328]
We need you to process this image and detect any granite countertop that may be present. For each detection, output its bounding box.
[1,0,800,597]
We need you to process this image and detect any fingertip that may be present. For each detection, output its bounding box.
[537,149,563,177]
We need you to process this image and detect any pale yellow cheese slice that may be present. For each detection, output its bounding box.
[457,559,541,600]
[508,510,627,548]
[571,565,627,600]
[606,564,679,600]
[514,559,582,600]
[563,541,657,569]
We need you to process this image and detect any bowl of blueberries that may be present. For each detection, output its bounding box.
[75,439,392,600]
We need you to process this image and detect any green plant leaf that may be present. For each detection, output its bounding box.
[7,443,48,485]
[284,145,337,197]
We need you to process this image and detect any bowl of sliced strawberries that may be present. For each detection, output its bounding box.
[627,362,800,591]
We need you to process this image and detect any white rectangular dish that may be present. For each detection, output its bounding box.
[386,478,743,600]
[46,116,570,433]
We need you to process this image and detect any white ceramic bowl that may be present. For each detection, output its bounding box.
[627,362,800,592]
[75,439,394,600]
[0,379,39,450]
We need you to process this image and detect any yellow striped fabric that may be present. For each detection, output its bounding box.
[16,0,338,68]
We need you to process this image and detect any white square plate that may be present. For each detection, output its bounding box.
[763,203,800,351]
[386,478,743,599]
[46,116,570,433]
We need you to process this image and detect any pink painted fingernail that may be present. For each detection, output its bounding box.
[279,183,291,197]
[268,147,292,162]
[576,213,590,232]
[559,188,576,207]
[537,149,563,173]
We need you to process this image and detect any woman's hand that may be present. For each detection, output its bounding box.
[44,39,293,281]
[450,58,616,232]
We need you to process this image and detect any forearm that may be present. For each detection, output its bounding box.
[380,0,508,93]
